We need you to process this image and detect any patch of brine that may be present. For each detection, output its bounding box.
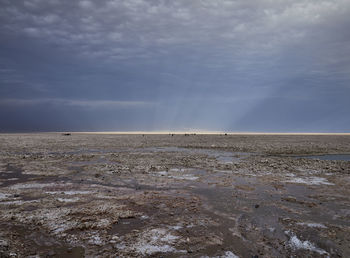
[46,190,92,195]
[0,192,11,200]
[171,175,199,180]
[168,168,186,173]
[56,197,80,203]
[10,182,72,190]
[167,224,183,230]
[117,228,185,255]
[158,171,168,176]
[296,222,327,228]
[284,176,334,185]
[285,231,329,255]
[157,169,201,181]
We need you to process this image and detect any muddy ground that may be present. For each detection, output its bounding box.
[0,133,350,257]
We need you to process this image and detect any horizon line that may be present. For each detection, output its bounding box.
[1,131,350,135]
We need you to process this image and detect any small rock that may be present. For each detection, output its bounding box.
[255,204,260,209]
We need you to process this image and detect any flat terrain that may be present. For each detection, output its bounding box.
[0,133,350,257]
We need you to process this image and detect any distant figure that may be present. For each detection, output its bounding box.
[224,133,228,136]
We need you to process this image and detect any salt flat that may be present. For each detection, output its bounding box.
[0,133,349,257]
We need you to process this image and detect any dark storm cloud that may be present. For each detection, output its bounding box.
[0,0,350,132]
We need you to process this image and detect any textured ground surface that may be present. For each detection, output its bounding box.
[0,133,350,257]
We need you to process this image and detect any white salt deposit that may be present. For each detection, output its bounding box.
[285,173,296,177]
[152,229,178,242]
[169,168,186,173]
[117,228,183,255]
[171,175,199,180]
[89,235,103,245]
[245,171,272,177]
[222,251,239,258]
[158,171,168,176]
[201,251,239,258]
[168,225,183,230]
[57,197,80,203]
[285,176,334,185]
[297,222,327,228]
[268,227,276,232]
[10,182,72,189]
[286,231,329,255]
[30,208,73,235]
[134,243,176,255]
[0,193,10,200]
[157,170,199,180]
[46,190,92,195]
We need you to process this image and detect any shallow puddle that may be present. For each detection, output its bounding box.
[0,164,40,188]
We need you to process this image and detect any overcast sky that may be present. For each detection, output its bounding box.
[0,0,349,132]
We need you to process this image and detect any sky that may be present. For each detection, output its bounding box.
[0,0,349,132]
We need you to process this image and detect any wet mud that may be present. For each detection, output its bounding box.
[0,133,350,257]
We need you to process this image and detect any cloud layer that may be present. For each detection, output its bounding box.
[0,0,350,131]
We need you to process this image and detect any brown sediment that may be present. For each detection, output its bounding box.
[0,133,349,257]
